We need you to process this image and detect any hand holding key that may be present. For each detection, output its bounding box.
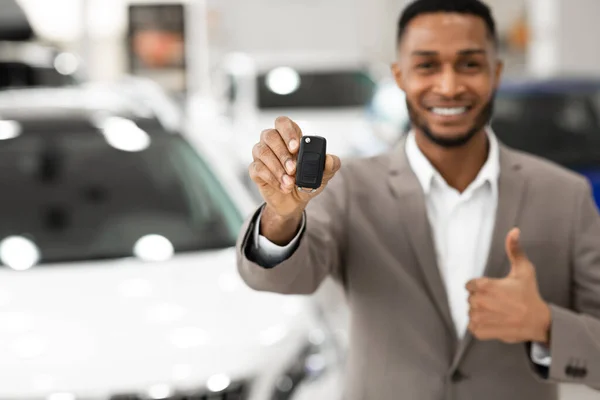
[249,117,341,243]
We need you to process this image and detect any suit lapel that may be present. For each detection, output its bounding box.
[387,139,458,342]
[451,144,529,370]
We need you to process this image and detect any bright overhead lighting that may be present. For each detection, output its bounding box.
[54,52,79,75]
[0,120,22,140]
[133,235,174,262]
[0,236,40,271]
[98,116,151,152]
[147,384,173,400]
[266,67,301,95]
[207,374,231,392]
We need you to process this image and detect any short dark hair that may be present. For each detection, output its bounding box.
[397,0,498,47]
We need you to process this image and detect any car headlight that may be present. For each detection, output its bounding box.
[270,311,342,400]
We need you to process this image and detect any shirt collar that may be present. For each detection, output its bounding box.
[405,127,500,195]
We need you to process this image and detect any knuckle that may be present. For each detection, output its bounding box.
[248,162,260,178]
[468,295,476,307]
[266,172,279,187]
[469,323,479,335]
[259,129,269,141]
[275,116,290,127]
[258,143,272,159]
[259,129,273,143]
[253,161,264,173]
[257,166,273,182]
[277,150,290,162]
[252,142,263,158]
[469,295,482,310]
[265,129,280,143]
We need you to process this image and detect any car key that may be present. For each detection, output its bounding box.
[295,135,327,192]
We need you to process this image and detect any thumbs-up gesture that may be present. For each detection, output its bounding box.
[465,228,552,345]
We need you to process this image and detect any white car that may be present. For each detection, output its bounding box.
[0,85,344,400]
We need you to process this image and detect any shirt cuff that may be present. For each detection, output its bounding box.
[530,342,552,367]
[252,205,306,263]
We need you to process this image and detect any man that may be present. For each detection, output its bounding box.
[236,0,600,398]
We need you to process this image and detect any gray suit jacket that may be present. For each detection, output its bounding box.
[236,140,600,400]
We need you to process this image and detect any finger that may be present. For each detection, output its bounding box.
[274,116,302,153]
[469,322,517,342]
[249,160,290,193]
[322,154,342,181]
[468,293,484,311]
[468,293,507,314]
[261,129,296,175]
[468,323,501,341]
[468,313,507,332]
[252,142,294,190]
[465,277,493,293]
[505,227,527,265]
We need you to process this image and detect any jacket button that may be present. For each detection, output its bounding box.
[451,370,467,383]
[575,367,588,378]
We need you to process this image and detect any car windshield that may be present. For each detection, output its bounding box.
[492,86,600,168]
[0,127,243,266]
[255,70,376,109]
[0,62,77,89]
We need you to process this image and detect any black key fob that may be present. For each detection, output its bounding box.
[295,136,327,190]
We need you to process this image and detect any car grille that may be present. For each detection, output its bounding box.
[109,381,249,400]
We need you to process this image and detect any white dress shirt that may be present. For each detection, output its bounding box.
[251,130,551,367]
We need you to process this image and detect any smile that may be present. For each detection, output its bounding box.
[428,107,472,116]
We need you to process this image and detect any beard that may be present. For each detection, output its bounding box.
[406,93,495,148]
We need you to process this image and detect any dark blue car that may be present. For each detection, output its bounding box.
[492,78,600,207]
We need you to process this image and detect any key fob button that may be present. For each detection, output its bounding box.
[301,152,320,183]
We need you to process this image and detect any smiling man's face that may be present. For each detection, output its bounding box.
[392,12,503,147]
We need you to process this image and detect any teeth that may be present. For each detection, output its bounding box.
[431,107,467,116]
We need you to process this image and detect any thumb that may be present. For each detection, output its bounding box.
[505,228,529,272]
[323,154,342,181]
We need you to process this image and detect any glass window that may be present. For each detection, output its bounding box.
[257,70,376,109]
[0,62,77,89]
[0,128,242,266]
[492,89,600,168]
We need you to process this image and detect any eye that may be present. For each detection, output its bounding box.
[460,60,482,69]
[416,62,436,70]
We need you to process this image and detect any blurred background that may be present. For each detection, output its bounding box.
[0,0,599,399]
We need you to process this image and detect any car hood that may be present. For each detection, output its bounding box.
[0,248,316,397]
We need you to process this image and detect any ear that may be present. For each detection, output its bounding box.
[493,59,504,89]
[391,62,405,92]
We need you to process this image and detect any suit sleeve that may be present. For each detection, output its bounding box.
[235,168,348,295]
[541,179,600,390]
[248,205,306,267]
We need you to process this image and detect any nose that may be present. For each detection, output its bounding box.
[434,67,465,98]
